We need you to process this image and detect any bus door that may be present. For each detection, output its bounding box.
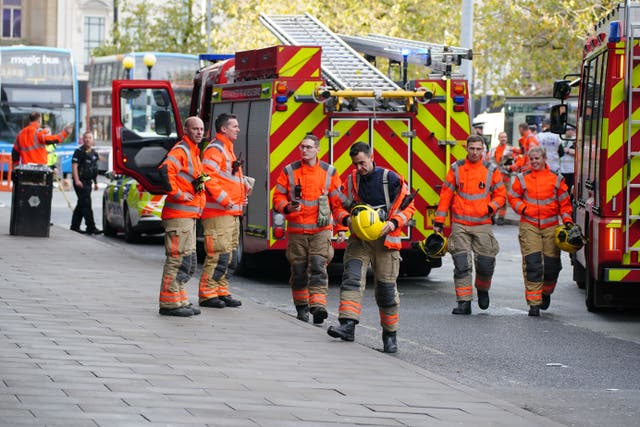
[111,80,182,194]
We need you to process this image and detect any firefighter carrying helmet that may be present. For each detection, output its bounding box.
[555,223,586,253]
[350,204,386,241]
[417,231,448,258]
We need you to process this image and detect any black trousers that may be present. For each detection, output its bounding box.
[71,179,96,230]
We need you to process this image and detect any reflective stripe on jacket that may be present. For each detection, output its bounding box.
[14,122,68,165]
[160,136,205,219]
[272,159,346,234]
[340,168,415,250]
[201,133,245,219]
[435,159,507,226]
[508,166,572,229]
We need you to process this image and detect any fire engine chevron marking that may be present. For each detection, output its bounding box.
[278,47,321,77]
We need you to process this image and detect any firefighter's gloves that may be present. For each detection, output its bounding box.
[192,173,211,193]
[433,222,444,234]
[284,200,301,214]
[317,195,331,227]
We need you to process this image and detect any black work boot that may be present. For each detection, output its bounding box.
[327,319,356,341]
[296,305,310,322]
[540,294,551,310]
[382,330,398,353]
[310,306,328,324]
[159,307,194,317]
[477,290,490,310]
[452,300,471,315]
[186,303,201,315]
[528,305,541,317]
[220,295,242,307]
[200,298,226,308]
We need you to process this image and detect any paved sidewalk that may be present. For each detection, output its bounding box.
[0,205,562,427]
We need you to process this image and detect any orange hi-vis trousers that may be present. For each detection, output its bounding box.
[286,230,334,309]
[159,218,197,309]
[518,222,562,306]
[337,237,400,332]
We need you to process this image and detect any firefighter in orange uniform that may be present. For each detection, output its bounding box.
[518,122,539,153]
[272,134,346,324]
[508,146,573,316]
[157,117,207,317]
[327,141,415,353]
[197,113,248,309]
[434,135,506,315]
[13,111,72,165]
[488,131,512,225]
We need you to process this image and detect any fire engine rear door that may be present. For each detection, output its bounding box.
[111,80,183,194]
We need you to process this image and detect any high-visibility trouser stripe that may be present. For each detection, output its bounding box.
[292,288,309,301]
[475,277,491,290]
[525,289,543,304]
[339,300,361,316]
[542,282,556,294]
[455,285,473,299]
[309,293,327,306]
[379,310,398,327]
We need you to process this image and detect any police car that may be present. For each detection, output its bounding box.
[102,172,165,242]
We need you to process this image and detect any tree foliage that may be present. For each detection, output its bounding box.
[102,0,621,96]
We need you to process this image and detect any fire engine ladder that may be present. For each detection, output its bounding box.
[624,1,640,251]
[258,13,400,92]
[339,33,473,79]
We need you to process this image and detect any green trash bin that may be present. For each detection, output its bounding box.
[10,164,53,237]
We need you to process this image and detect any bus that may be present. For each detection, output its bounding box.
[0,46,79,174]
[86,52,199,170]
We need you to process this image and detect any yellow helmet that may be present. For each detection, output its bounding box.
[417,231,448,258]
[350,204,386,241]
[555,223,586,253]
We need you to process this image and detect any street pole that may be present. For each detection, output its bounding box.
[206,0,212,54]
[461,0,474,119]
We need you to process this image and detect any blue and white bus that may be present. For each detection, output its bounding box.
[0,46,79,175]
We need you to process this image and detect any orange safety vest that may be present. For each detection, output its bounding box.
[435,158,507,226]
[14,122,69,165]
[509,166,572,229]
[273,159,345,234]
[159,136,205,219]
[338,169,415,250]
[201,133,246,219]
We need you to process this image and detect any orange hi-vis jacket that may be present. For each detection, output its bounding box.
[518,129,539,153]
[435,158,507,226]
[509,166,572,229]
[14,122,69,165]
[201,133,246,219]
[158,136,205,220]
[336,168,415,250]
[272,159,345,234]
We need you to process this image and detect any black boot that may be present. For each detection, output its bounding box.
[452,300,471,315]
[540,294,551,310]
[327,319,356,341]
[382,330,397,353]
[529,305,540,316]
[477,290,490,310]
[295,305,310,322]
[200,297,226,308]
[220,295,242,307]
[310,306,328,324]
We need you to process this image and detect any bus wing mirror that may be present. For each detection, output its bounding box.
[552,80,572,100]
[549,104,568,134]
[154,110,172,136]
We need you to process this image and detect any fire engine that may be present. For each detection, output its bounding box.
[550,2,640,310]
[110,13,473,276]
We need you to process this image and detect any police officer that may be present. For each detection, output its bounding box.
[70,132,101,234]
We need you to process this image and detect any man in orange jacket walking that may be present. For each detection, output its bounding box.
[326,141,415,353]
[197,113,249,309]
[157,117,207,317]
[509,146,573,316]
[434,135,506,315]
[272,134,346,324]
[13,111,72,165]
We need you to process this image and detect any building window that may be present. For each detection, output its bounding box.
[1,0,21,39]
[84,16,105,64]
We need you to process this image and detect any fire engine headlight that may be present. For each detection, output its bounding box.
[273,213,285,226]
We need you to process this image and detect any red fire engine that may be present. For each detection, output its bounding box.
[551,2,640,310]
[111,14,473,276]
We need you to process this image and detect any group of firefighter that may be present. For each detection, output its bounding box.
[159,112,584,354]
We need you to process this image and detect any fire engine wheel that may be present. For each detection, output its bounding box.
[102,199,117,237]
[123,205,140,243]
[584,248,602,312]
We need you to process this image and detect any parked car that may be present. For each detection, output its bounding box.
[102,172,165,242]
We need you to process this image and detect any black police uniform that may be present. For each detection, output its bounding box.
[71,147,100,233]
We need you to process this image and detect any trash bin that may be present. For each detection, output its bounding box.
[10,164,53,237]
